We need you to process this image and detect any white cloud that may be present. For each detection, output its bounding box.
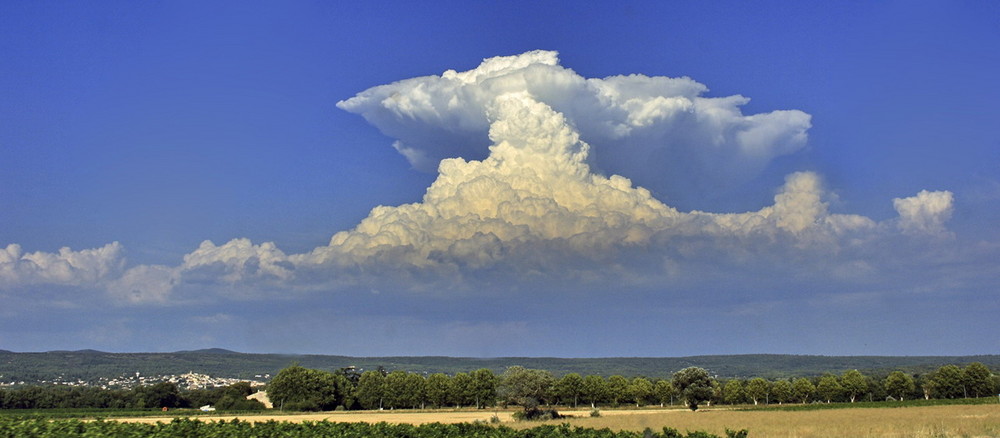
[108,264,177,304]
[182,239,293,282]
[269,94,899,291]
[0,242,124,288]
[0,52,966,306]
[893,190,954,236]
[337,50,812,203]
[299,93,680,268]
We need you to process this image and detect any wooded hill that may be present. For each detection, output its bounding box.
[2,349,998,383]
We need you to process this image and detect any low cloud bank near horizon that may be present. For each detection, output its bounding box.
[0,52,983,320]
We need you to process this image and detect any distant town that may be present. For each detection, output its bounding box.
[0,372,269,390]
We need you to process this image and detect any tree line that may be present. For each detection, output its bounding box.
[266,362,999,412]
[0,381,264,411]
[718,363,997,405]
[1,362,995,412]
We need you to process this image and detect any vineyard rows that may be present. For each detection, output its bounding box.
[0,417,744,438]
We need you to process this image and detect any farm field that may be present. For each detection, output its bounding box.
[108,404,1000,438]
[535,406,1000,438]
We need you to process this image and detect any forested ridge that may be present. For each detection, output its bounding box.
[2,350,999,383]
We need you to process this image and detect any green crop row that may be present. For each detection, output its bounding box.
[0,417,745,438]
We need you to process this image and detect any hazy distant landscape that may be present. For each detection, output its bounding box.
[3,349,999,384]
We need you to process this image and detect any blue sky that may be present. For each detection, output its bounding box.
[1,1,998,357]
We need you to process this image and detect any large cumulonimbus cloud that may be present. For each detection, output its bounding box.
[337,50,812,203]
[0,52,958,305]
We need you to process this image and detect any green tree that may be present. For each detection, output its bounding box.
[333,374,352,408]
[864,374,886,402]
[226,381,256,398]
[469,368,498,408]
[771,379,792,404]
[792,377,814,403]
[450,372,472,407]
[962,362,993,398]
[216,395,265,410]
[929,365,964,399]
[709,379,722,407]
[554,373,584,408]
[628,377,653,407]
[606,375,629,406]
[268,365,343,411]
[722,379,744,405]
[497,366,554,410]
[653,379,676,407]
[182,388,219,409]
[816,374,843,403]
[672,367,714,411]
[214,382,265,411]
[355,370,386,410]
[581,375,608,408]
[133,382,181,409]
[425,373,451,408]
[413,373,429,408]
[405,372,427,409]
[215,395,265,410]
[884,371,915,401]
[384,370,424,409]
[841,369,868,403]
[745,377,770,405]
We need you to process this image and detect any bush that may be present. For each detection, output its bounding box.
[512,407,563,421]
[214,395,265,411]
[590,408,601,417]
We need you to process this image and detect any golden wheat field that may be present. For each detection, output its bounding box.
[530,406,1000,438]
[116,405,1000,438]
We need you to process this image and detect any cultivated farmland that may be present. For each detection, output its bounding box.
[104,404,1000,437]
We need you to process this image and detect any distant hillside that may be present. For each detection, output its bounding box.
[1,350,997,383]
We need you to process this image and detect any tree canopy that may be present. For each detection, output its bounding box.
[672,367,714,411]
[268,365,348,411]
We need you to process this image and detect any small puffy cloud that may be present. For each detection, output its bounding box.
[893,190,954,236]
[338,50,812,203]
[182,239,293,283]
